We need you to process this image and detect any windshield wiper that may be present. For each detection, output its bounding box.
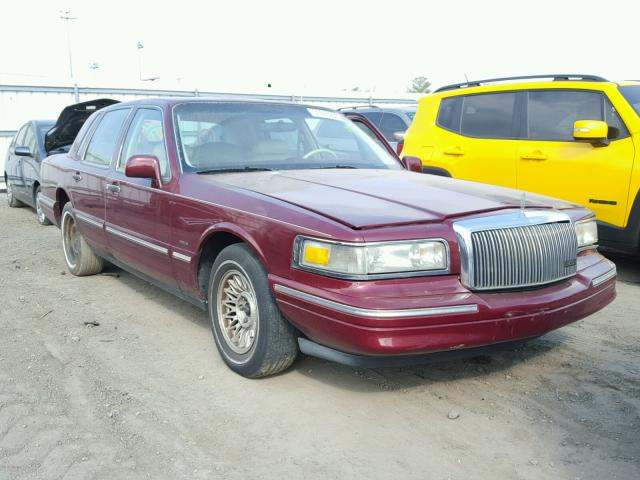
[197,166,274,174]
[313,165,359,169]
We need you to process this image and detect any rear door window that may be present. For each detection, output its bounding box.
[83,109,131,167]
[460,92,517,139]
[526,90,602,141]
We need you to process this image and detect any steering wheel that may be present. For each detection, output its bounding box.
[303,148,338,160]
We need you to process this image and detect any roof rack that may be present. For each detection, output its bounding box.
[434,74,609,93]
[337,105,380,111]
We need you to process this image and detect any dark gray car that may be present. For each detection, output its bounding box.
[5,119,55,223]
[4,98,118,225]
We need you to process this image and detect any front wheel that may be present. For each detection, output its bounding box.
[207,243,298,378]
[61,203,103,276]
[35,186,52,225]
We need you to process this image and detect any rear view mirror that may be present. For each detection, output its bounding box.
[14,146,32,157]
[573,120,609,146]
[402,155,423,173]
[125,155,162,186]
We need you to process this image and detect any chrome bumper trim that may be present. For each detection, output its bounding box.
[592,266,617,287]
[274,284,479,318]
[106,225,168,255]
[172,251,192,263]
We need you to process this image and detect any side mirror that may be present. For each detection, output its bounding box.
[402,155,423,173]
[125,155,162,186]
[393,131,406,142]
[14,146,32,157]
[573,120,609,146]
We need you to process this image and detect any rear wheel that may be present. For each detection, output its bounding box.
[61,203,103,276]
[207,243,298,378]
[34,186,52,225]
[6,179,24,208]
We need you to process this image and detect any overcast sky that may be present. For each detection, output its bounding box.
[2,0,638,96]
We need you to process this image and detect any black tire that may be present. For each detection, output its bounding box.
[6,178,24,208]
[34,186,52,226]
[207,243,298,378]
[61,203,104,276]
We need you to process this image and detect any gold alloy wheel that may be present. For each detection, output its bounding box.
[62,211,81,269]
[216,268,259,354]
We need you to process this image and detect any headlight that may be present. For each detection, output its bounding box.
[294,236,449,279]
[575,219,598,249]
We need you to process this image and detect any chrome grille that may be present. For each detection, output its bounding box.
[454,211,578,291]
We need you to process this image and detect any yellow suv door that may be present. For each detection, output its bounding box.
[405,92,519,188]
[516,89,634,227]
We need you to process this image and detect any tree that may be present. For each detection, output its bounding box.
[407,76,432,94]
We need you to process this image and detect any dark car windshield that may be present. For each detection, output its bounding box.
[619,85,640,116]
[173,102,401,173]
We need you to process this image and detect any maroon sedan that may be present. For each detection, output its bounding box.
[39,98,617,378]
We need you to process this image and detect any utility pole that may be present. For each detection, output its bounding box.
[59,10,77,81]
[136,41,160,82]
[137,41,144,81]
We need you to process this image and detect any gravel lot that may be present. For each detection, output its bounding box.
[0,197,638,480]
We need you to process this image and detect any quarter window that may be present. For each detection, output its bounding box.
[70,114,99,159]
[120,109,169,178]
[83,109,131,167]
[526,90,602,141]
[460,93,517,139]
[437,97,463,132]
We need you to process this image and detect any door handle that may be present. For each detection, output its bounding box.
[443,146,465,156]
[520,151,547,161]
[105,183,121,194]
[72,172,82,182]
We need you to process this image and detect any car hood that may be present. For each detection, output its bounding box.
[207,169,578,229]
[45,98,120,154]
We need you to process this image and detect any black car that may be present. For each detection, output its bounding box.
[4,99,117,225]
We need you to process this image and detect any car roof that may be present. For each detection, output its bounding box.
[430,74,638,98]
[99,97,339,112]
[339,105,417,115]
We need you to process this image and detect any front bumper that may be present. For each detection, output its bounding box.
[271,252,616,360]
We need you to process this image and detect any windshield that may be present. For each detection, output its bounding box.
[173,102,401,172]
[619,86,640,116]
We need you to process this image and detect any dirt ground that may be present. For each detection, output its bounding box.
[0,197,638,480]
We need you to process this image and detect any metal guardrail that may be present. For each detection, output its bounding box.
[0,84,418,106]
[0,85,417,194]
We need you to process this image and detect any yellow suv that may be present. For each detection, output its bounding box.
[402,74,640,254]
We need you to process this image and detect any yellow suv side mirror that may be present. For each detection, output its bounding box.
[573,120,609,146]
